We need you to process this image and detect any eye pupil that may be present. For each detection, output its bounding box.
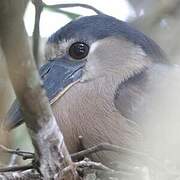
[69,42,89,60]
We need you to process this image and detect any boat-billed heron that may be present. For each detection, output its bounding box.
[4,14,180,167]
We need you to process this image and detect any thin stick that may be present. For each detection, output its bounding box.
[43,3,103,15]
[0,144,34,160]
[0,164,33,172]
[71,142,150,160]
[62,159,135,178]
[71,143,180,176]
[32,0,43,67]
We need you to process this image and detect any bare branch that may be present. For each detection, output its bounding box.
[31,0,43,67]
[71,142,151,161]
[62,158,136,179]
[0,170,41,180]
[0,1,79,179]
[0,164,33,173]
[71,142,180,178]
[0,144,34,160]
[43,2,103,15]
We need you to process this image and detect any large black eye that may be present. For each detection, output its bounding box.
[69,42,89,60]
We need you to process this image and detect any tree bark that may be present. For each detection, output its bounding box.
[0,1,78,179]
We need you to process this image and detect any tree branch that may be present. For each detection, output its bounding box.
[0,144,34,160]
[0,164,33,173]
[62,158,137,179]
[32,0,43,67]
[0,1,79,179]
[43,2,103,15]
[0,170,41,180]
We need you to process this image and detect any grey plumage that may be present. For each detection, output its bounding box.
[48,14,167,62]
[4,14,180,170]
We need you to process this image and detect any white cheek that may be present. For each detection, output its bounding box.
[81,61,98,82]
[89,41,100,54]
[81,41,102,82]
